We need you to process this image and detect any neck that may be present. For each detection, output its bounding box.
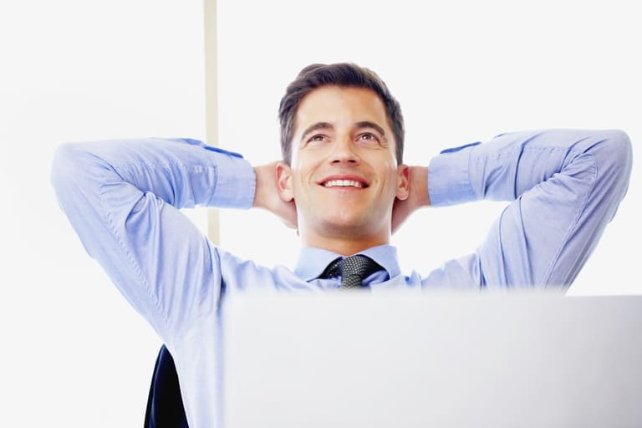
[301,229,390,256]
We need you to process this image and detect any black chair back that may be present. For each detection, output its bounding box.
[144,345,189,427]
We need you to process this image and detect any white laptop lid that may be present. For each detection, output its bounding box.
[223,293,642,428]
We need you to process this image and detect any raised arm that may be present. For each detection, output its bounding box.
[51,138,254,343]
[428,129,632,289]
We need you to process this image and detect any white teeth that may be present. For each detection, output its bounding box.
[324,179,363,188]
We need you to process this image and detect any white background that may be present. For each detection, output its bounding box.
[0,1,206,426]
[1,0,640,426]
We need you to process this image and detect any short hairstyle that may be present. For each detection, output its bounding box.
[278,63,405,165]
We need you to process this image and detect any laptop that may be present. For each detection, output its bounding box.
[223,292,642,428]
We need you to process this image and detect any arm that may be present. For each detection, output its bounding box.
[428,129,632,288]
[51,138,254,345]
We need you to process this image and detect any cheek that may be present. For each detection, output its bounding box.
[291,169,311,196]
[374,159,398,180]
[292,157,319,182]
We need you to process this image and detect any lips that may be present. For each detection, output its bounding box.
[318,175,369,188]
[324,179,363,188]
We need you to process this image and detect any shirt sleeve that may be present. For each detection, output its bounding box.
[428,129,632,288]
[50,137,255,345]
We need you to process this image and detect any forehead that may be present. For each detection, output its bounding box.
[294,86,389,133]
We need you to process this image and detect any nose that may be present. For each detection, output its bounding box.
[329,136,360,165]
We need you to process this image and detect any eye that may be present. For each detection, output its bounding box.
[307,134,329,144]
[357,132,381,145]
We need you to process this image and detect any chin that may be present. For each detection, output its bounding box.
[321,214,383,237]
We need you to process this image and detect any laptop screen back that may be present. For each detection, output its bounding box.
[223,293,642,428]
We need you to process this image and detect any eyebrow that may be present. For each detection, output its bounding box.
[301,122,334,142]
[300,121,387,142]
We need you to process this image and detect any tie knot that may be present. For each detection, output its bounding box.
[321,255,382,288]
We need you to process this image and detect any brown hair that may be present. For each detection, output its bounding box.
[278,63,405,165]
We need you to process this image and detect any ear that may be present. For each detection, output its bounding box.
[396,164,410,200]
[276,161,294,202]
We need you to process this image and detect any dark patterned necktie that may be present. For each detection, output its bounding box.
[321,254,383,288]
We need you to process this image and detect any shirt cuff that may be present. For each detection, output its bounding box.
[428,142,479,207]
[208,151,256,209]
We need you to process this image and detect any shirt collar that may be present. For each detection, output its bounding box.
[294,244,401,281]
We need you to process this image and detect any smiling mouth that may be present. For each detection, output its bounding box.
[322,179,367,189]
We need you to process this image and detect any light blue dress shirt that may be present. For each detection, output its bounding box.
[51,129,631,428]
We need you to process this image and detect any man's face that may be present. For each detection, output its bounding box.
[277,85,409,248]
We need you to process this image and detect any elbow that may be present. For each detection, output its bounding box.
[599,129,633,189]
[51,142,102,201]
[579,129,633,215]
[51,143,82,195]
[603,129,632,161]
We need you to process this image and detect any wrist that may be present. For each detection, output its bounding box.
[410,166,430,207]
[252,165,266,209]
[252,162,278,209]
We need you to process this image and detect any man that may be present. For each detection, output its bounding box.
[51,63,632,428]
